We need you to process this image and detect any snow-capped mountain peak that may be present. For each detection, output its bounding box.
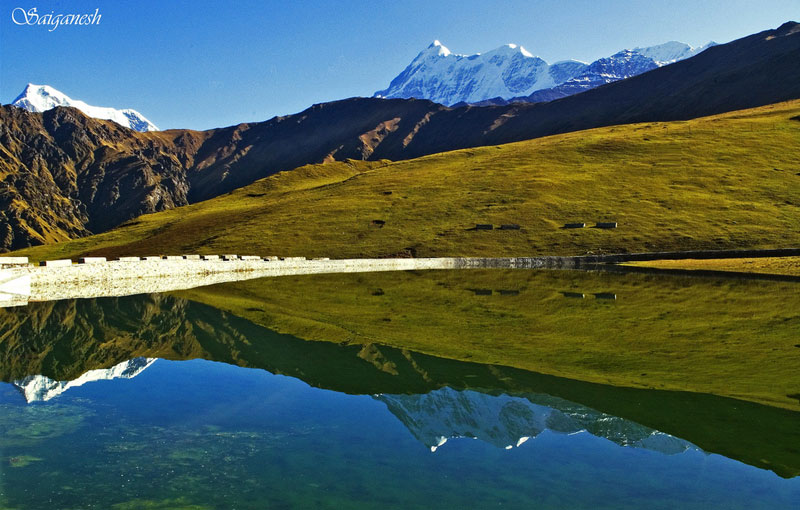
[375,40,568,105]
[427,40,452,57]
[15,83,70,112]
[11,83,158,132]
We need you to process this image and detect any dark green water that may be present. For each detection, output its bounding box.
[0,271,798,509]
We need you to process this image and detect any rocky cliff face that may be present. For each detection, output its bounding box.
[0,106,200,250]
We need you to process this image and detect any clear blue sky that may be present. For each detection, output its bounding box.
[1,0,797,130]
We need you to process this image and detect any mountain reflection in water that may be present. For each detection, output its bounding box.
[377,387,697,454]
[7,355,699,457]
[0,357,797,510]
[0,270,798,508]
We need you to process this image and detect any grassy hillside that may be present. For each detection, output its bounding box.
[174,268,800,412]
[628,256,800,275]
[12,100,800,262]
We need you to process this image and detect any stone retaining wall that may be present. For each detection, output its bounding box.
[0,256,468,303]
[0,254,579,304]
[2,248,799,305]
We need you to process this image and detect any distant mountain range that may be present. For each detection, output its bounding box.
[1,21,798,252]
[11,83,157,132]
[375,40,715,106]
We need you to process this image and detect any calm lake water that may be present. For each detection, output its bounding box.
[0,269,798,509]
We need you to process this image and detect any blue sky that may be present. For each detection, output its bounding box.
[1,0,797,130]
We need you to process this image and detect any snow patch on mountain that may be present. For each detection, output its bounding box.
[13,357,157,402]
[11,84,158,132]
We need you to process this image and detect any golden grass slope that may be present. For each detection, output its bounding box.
[11,100,800,262]
[627,256,800,276]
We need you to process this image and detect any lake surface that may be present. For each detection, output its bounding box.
[0,269,798,509]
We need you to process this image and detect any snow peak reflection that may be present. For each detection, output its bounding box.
[11,7,101,32]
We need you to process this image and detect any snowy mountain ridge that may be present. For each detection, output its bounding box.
[11,83,158,132]
[634,40,716,64]
[375,39,716,105]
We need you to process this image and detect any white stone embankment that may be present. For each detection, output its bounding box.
[4,247,798,307]
[0,255,553,306]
